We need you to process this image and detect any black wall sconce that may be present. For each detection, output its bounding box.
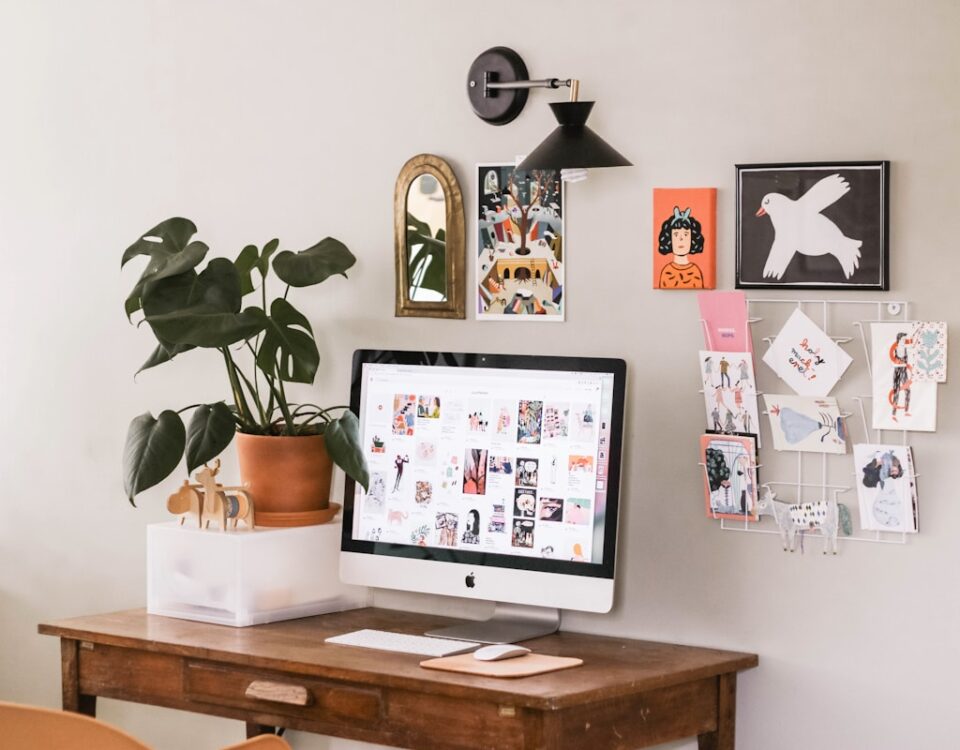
[466,46,631,172]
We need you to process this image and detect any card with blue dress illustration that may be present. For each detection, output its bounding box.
[762,394,847,454]
[853,443,918,533]
[699,350,761,446]
[762,308,852,396]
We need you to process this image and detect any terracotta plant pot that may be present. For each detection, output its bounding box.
[235,432,341,527]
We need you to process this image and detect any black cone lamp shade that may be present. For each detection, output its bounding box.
[517,101,631,171]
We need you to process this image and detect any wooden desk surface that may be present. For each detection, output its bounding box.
[40,607,756,711]
[40,608,758,749]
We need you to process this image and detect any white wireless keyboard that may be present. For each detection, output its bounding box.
[325,629,480,657]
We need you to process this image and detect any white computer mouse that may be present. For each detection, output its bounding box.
[472,644,532,661]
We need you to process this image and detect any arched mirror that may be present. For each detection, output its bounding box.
[394,154,465,318]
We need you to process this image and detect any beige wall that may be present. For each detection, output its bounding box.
[1,1,958,748]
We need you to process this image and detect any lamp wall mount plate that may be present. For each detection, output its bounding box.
[467,46,570,125]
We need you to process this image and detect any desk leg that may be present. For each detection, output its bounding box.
[698,672,736,750]
[61,639,96,717]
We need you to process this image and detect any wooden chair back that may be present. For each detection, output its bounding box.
[0,701,151,749]
[223,736,291,749]
[0,701,292,749]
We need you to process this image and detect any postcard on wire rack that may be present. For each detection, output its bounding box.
[853,443,918,533]
[699,351,761,442]
[871,322,938,432]
[907,321,947,383]
[761,308,852,396]
[699,433,759,522]
[762,394,847,454]
[697,291,752,352]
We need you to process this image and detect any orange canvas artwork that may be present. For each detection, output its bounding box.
[653,188,717,289]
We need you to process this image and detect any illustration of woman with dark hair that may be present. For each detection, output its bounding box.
[461,509,480,544]
[657,206,706,288]
[862,450,903,489]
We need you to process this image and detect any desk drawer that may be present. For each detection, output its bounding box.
[184,661,383,726]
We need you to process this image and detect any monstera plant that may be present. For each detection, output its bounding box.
[121,217,368,510]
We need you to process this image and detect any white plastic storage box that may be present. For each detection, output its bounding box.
[147,522,368,627]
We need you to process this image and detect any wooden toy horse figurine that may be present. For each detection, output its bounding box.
[166,481,203,527]
[195,460,255,531]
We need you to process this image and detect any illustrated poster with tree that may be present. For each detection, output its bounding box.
[476,164,564,320]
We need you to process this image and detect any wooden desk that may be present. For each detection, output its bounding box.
[39,608,757,750]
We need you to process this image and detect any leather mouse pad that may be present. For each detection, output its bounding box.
[419,653,583,678]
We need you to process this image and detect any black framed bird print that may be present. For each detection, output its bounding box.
[735,161,889,290]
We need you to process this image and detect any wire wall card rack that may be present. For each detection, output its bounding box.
[700,297,918,550]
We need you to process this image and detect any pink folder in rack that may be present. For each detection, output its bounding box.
[697,291,752,353]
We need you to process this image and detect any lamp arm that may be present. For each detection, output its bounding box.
[486,78,581,103]
[485,77,572,92]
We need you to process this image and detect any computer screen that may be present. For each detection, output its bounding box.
[341,351,625,586]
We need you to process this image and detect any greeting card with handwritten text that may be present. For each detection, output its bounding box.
[762,309,852,396]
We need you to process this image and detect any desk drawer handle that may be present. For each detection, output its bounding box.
[244,680,311,706]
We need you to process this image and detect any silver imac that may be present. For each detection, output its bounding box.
[340,350,627,643]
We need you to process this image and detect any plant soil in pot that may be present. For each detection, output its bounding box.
[235,433,340,527]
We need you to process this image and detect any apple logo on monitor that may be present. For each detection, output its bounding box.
[465,573,476,589]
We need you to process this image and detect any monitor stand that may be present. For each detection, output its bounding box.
[425,603,560,645]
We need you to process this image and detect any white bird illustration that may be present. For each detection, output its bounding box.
[756,174,862,280]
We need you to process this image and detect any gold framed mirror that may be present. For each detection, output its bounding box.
[394,154,465,318]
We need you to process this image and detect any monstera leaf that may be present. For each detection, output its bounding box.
[324,411,368,491]
[122,218,209,320]
[122,217,197,266]
[185,402,236,473]
[256,238,280,278]
[136,341,196,375]
[142,259,267,349]
[123,410,186,505]
[235,239,281,296]
[273,237,356,287]
[145,307,267,349]
[255,298,319,384]
[234,244,259,296]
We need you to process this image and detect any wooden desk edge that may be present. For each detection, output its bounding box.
[38,611,759,712]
